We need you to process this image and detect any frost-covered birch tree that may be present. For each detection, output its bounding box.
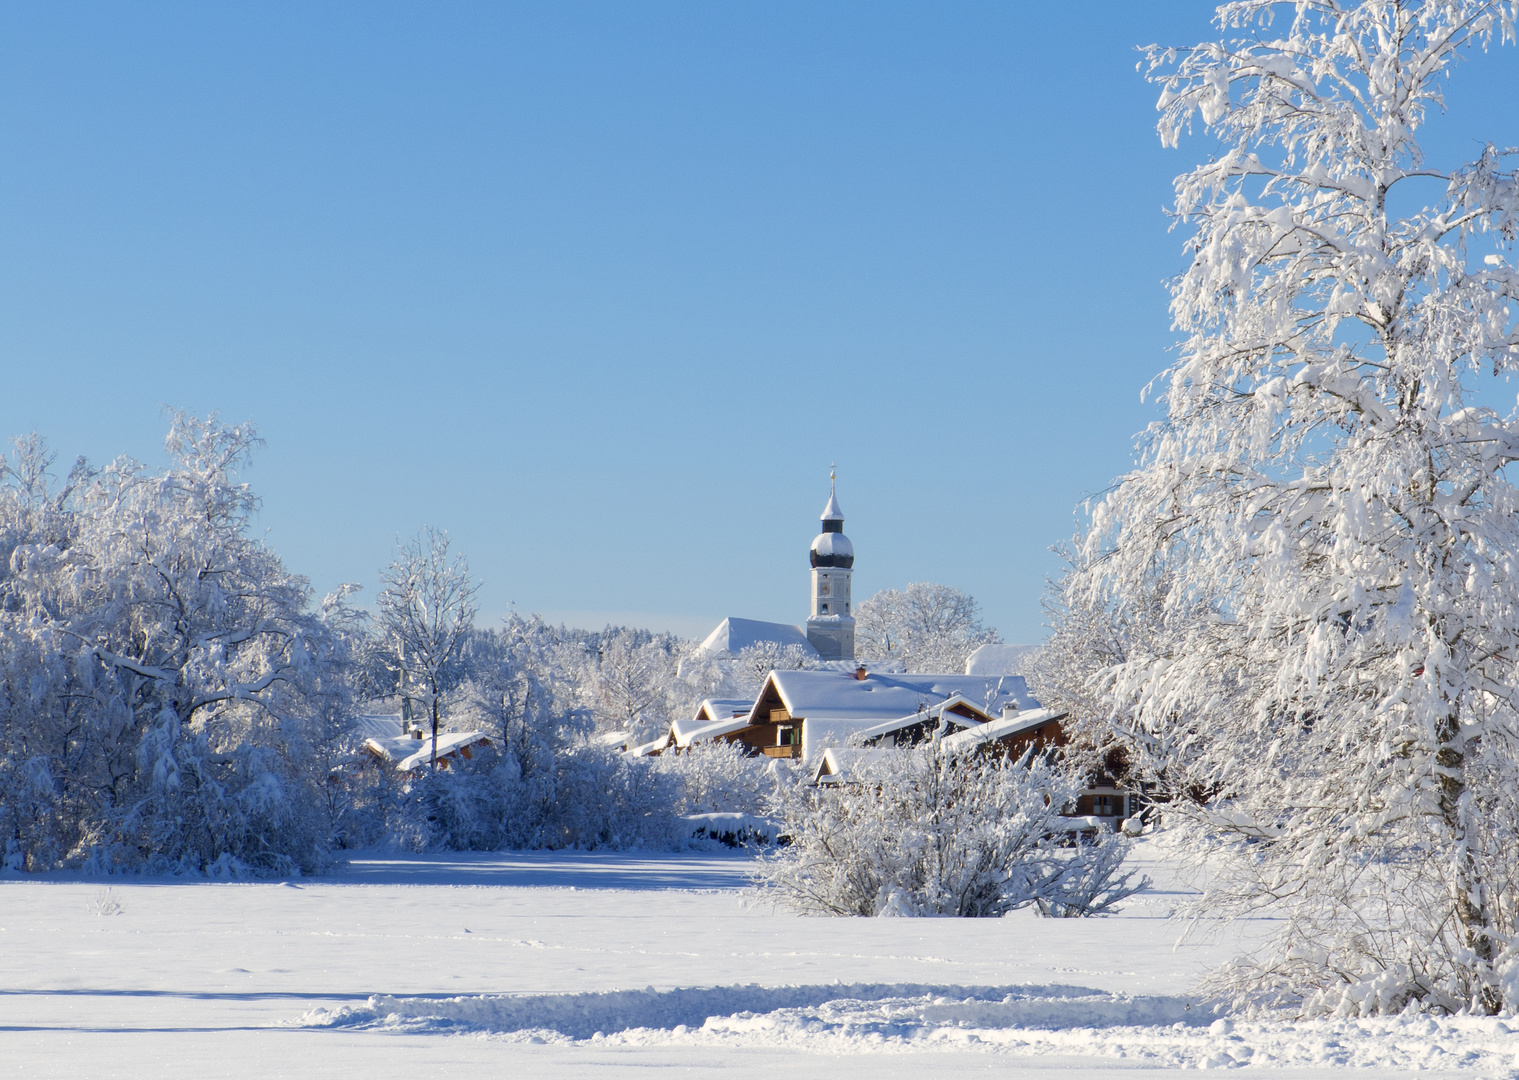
[376,528,479,769]
[1078,0,1519,1015]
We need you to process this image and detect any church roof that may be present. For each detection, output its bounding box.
[964,642,1040,675]
[695,617,820,659]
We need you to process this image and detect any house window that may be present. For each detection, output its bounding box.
[778,726,798,746]
[1096,795,1117,816]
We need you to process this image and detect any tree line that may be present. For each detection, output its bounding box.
[0,419,999,875]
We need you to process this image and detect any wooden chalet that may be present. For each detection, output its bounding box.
[707,668,1038,762]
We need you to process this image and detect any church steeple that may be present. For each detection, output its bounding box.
[821,471,844,531]
[806,468,856,660]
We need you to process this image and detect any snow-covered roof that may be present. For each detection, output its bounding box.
[671,713,754,748]
[769,670,1039,723]
[812,747,898,785]
[810,532,853,559]
[692,698,754,723]
[939,708,1065,756]
[363,731,493,772]
[695,617,820,659]
[964,643,1040,676]
[821,485,843,521]
[351,713,405,741]
[596,730,634,751]
[846,694,988,743]
[629,734,671,757]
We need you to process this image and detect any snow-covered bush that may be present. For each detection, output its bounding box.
[651,739,778,817]
[756,750,1145,918]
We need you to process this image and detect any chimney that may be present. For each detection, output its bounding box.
[854,666,868,681]
[1002,703,1020,719]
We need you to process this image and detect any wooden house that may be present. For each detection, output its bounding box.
[938,707,1069,760]
[706,668,1039,762]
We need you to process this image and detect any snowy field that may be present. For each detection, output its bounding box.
[3,840,1517,1078]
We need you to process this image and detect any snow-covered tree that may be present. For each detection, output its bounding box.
[854,582,997,672]
[1078,0,1519,1014]
[583,628,682,743]
[1,414,343,875]
[1029,542,1223,799]
[706,641,821,702]
[376,528,479,769]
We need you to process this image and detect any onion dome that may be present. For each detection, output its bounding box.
[811,470,854,567]
[810,530,854,568]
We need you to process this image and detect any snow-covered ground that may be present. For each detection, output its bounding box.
[3,840,1516,1077]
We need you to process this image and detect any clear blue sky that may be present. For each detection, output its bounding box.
[2,3,1516,642]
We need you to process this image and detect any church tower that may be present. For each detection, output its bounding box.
[806,470,856,661]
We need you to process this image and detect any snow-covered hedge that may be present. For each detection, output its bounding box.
[383,739,785,853]
[386,742,689,852]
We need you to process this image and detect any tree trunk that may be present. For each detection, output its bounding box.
[431,677,440,770]
[1435,710,1501,1014]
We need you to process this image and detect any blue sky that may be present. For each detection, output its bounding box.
[2,3,1516,642]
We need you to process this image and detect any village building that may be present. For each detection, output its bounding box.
[361,724,493,772]
[685,667,1039,763]
[673,472,1137,830]
[939,706,1068,759]
[693,472,857,664]
[695,618,819,660]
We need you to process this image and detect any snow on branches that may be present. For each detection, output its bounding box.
[1076,0,1519,1015]
[855,582,998,673]
[0,415,347,876]
[757,750,1145,919]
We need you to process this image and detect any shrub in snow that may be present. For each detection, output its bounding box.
[756,750,1145,918]
[651,739,778,818]
[1069,0,1519,1015]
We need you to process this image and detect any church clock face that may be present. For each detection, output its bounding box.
[817,576,832,597]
